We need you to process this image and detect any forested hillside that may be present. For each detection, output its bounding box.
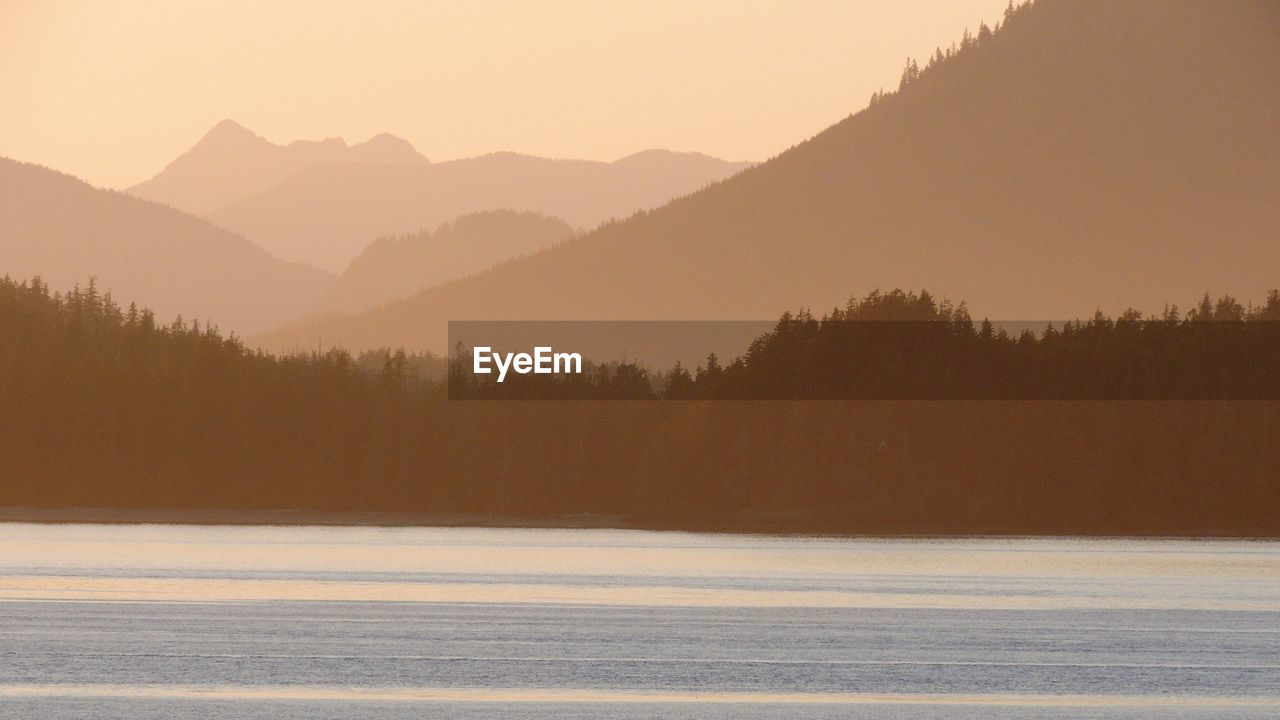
[4,276,1276,536]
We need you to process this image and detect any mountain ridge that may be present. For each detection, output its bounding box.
[317,210,575,314]
[1,156,333,335]
[208,149,754,271]
[127,120,429,215]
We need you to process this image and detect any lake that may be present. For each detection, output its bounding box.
[0,523,1277,719]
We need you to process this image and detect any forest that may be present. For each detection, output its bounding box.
[451,289,1280,400]
[2,276,1278,536]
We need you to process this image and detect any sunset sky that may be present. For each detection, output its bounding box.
[1,0,1010,188]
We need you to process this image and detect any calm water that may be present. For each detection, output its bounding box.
[0,524,1277,719]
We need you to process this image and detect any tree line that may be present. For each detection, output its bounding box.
[870,0,1034,106]
[2,275,1277,536]
[451,289,1280,400]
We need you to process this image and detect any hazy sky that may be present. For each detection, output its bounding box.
[1,0,1010,189]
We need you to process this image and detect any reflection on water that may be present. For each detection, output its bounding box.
[0,524,1277,719]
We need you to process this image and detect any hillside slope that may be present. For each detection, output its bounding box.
[0,157,333,335]
[317,210,574,314]
[253,0,1280,352]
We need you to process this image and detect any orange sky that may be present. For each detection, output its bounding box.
[0,0,1010,189]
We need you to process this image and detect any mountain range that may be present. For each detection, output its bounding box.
[202,148,753,271]
[252,0,1280,352]
[5,127,751,332]
[122,120,752,272]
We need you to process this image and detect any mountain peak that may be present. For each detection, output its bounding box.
[364,132,411,146]
[199,119,262,146]
[350,133,429,165]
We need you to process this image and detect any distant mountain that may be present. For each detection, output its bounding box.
[206,150,753,271]
[0,157,333,335]
[127,120,429,216]
[252,0,1280,352]
[317,210,574,314]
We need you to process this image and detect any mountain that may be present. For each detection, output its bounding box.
[252,0,1280,352]
[127,120,429,216]
[206,150,754,271]
[0,157,333,335]
[317,210,574,314]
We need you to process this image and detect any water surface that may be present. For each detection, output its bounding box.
[0,524,1277,719]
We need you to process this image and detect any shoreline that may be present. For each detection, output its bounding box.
[0,507,1275,541]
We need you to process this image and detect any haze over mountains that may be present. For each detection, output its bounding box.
[4,123,750,333]
[0,156,573,336]
[0,157,331,335]
[204,148,754,271]
[253,0,1280,352]
[122,120,751,272]
[127,120,430,216]
[318,210,574,314]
